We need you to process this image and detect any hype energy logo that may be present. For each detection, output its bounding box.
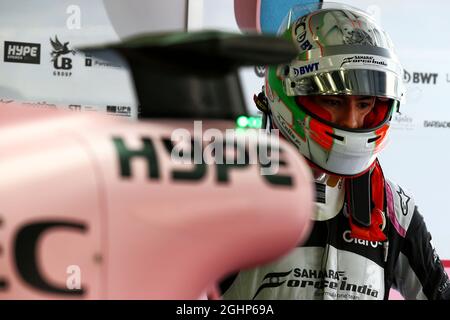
[4,41,41,64]
[252,269,379,299]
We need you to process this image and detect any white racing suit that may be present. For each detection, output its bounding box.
[221,178,450,300]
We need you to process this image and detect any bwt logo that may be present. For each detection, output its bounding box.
[404,70,438,85]
[4,41,41,64]
[292,62,319,77]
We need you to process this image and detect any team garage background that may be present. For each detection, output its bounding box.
[0,0,448,298]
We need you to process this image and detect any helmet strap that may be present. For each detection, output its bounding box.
[253,89,271,130]
[253,90,269,114]
[345,159,387,242]
[346,169,372,227]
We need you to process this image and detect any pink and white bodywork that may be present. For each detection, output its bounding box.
[0,105,314,299]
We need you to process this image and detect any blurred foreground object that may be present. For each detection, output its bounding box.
[0,31,314,299]
[0,106,313,299]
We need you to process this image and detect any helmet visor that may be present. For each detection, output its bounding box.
[285,68,404,102]
[296,95,394,131]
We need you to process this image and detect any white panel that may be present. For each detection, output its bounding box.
[0,0,189,120]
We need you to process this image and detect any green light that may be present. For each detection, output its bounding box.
[236,116,249,128]
[257,117,262,127]
[236,115,263,129]
[249,117,259,128]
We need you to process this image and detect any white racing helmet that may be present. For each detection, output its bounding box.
[264,2,405,176]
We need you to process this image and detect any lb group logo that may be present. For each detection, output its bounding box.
[50,35,75,77]
[4,41,41,64]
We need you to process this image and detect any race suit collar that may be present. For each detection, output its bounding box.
[313,174,345,221]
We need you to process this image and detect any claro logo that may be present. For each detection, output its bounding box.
[342,230,383,248]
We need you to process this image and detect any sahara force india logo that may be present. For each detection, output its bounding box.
[252,269,379,299]
[340,55,387,68]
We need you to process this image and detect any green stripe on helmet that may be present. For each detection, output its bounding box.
[267,66,306,140]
